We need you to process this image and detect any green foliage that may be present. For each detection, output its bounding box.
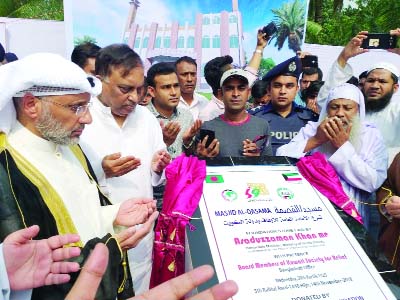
[74,35,98,46]
[0,0,63,20]
[259,58,276,77]
[272,0,306,52]
[306,0,400,46]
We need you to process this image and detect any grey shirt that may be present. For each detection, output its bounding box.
[200,114,272,157]
[147,100,194,158]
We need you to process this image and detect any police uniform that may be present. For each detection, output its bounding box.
[249,103,318,154]
[249,55,318,154]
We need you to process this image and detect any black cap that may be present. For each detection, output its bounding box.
[262,56,301,82]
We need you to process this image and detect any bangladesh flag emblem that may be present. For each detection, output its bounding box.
[205,175,224,183]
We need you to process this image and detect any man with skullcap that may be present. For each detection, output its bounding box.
[0,53,158,300]
[277,83,388,224]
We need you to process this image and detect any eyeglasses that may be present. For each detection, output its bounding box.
[38,97,92,116]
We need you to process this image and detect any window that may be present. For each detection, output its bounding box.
[143,37,148,48]
[202,35,210,48]
[134,37,140,49]
[187,36,195,48]
[203,16,210,25]
[177,36,184,48]
[229,15,237,23]
[230,35,239,48]
[212,35,220,48]
[155,36,161,48]
[163,36,171,48]
[212,15,220,24]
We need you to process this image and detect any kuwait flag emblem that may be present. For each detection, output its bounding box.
[205,175,224,183]
[282,172,302,181]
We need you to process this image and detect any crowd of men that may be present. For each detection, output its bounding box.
[1,27,400,299]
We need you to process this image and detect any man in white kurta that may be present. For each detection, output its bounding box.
[79,44,169,294]
[0,53,158,300]
[278,83,388,227]
[317,31,400,163]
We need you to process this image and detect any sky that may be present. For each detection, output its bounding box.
[70,0,308,65]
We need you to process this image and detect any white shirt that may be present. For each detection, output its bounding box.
[80,98,166,293]
[277,121,388,223]
[8,122,119,245]
[318,60,400,163]
[178,92,209,120]
[198,94,224,122]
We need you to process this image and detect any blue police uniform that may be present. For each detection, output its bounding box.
[250,55,318,154]
[249,102,318,155]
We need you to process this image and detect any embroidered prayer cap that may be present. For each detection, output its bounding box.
[318,83,365,123]
[220,68,249,87]
[262,55,301,82]
[367,61,400,78]
[0,52,101,133]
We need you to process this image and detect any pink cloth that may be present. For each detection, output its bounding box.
[297,152,363,224]
[150,154,206,288]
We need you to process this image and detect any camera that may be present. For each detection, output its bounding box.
[361,33,397,49]
[261,21,277,38]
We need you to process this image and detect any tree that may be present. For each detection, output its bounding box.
[258,58,276,77]
[272,0,306,53]
[0,0,63,20]
[74,35,98,47]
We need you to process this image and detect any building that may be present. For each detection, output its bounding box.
[124,0,245,91]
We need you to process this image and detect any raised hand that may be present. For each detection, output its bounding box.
[102,152,141,178]
[114,198,156,227]
[160,120,181,146]
[3,225,81,290]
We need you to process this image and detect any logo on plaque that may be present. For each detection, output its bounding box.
[221,189,238,202]
[245,183,269,199]
[276,187,294,199]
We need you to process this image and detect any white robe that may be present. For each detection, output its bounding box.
[178,92,209,120]
[277,121,388,223]
[317,60,400,163]
[8,122,119,245]
[80,98,166,293]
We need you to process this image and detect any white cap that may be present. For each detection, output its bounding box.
[220,68,249,87]
[0,53,101,134]
[367,61,400,78]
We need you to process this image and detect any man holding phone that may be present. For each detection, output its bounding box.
[197,69,272,157]
[316,30,400,163]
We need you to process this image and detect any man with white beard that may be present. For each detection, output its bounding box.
[277,83,388,225]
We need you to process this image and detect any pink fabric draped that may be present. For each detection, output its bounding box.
[297,152,363,224]
[150,154,206,288]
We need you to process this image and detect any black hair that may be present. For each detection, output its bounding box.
[146,62,176,87]
[95,44,143,78]
[302,67,323,81]
[71,42,101,69]
[204,55,233,96]
[175,56,197,68]
[251,80,269,99]
[346,76,359,86]
[358,70,368,79]
[300,80,324,101]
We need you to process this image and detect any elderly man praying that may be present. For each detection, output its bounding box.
[277,83,388,225]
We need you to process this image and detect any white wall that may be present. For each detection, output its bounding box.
[0,17,67,59]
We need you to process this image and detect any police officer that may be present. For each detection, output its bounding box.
[249,56,318,154]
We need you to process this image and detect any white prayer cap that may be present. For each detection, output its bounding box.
[367,61,400,78]
[319,83,365,122]
[0,53,101,133]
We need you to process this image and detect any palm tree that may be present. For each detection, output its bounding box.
[272,0,306,52]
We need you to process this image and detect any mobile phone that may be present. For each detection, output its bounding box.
[301,55,318,68]
[199,129,215,148]
[261,21,277,38]
[361,33,397,49]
